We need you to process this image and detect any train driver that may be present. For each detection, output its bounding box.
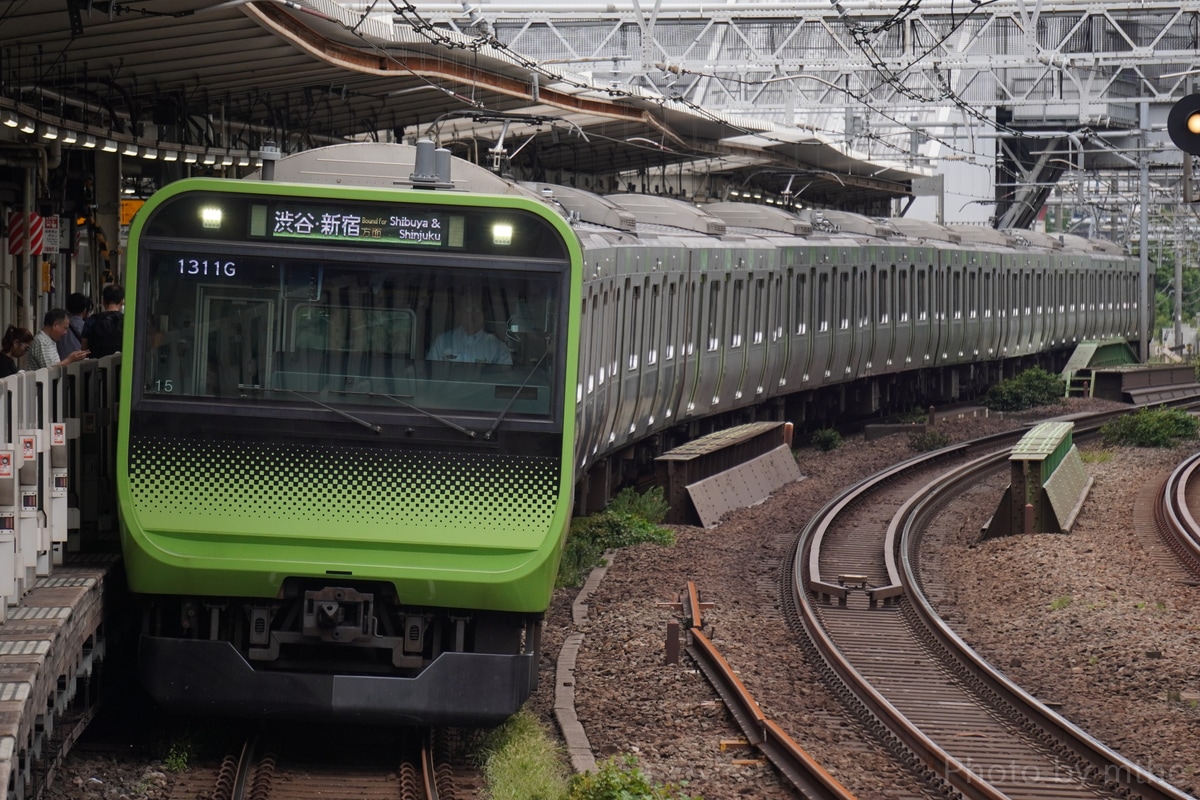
[426,293,513,365]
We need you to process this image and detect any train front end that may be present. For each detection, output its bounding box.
[118,177,580,725]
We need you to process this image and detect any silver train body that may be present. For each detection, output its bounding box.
[267,144,1145,511]
[548,187,1141,507]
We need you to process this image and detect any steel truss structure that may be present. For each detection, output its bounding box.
[394,0,1200,229]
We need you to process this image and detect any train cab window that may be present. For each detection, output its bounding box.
[138,252,563,419]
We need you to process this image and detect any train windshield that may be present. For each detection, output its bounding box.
[137,247,563,420]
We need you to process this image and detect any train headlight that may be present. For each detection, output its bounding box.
[201,206,223,229]
[492,222,513,246]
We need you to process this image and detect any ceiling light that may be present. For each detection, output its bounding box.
[202,152,217,165]
[237,155,250,167]
[221,154,234,167]
[183,151,198,164]
[40,125,58,140]
[141,147,157,160]
[18,119,36,134]
[82,135,97,148]
[2,111,19,128]
[122,142,139,156]
[162,150,178,162]
[60,129,78,144]
[102,139,118,152]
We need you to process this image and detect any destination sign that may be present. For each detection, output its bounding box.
[264,204,464,248]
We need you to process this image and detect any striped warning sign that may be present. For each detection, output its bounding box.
[7,212,44,256]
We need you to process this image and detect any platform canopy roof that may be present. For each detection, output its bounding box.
[0,0,926,208]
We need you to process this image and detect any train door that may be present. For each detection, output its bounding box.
[827,254,854,386]
[738,272,769,410]
[1050,267,1066,347]
[599,278,627,450]
[945,251,967,365]
[962,260,981,362]
[692,267,727,416]
[673,261,706,423]
[575,282,599,468]
[891,260,912,374]
[810,257,836,387]
[620,271,660,445]
[195,289,275,398]
[909,257,933,370]
[759,271,785,398]
[782,261,816,392]
[980,262,998,360]
[646,275,677,431]
[611,274,639,448]
[848,265,870,378]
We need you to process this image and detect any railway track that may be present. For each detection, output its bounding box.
[165,727,470,800]
[782,416,1196,800]
[1154,450,1200,579]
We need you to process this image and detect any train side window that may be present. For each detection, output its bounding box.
[707,281,722,351]
[730,278,744,348]
[772,275,782,341]
[665,282,676,361]
[752,278,764,345]
[858,270,869,328]
[878,270,889,324]
[647,283,659,366]
[838,272,849,331]
[628,281,640,372]
[818,273,829,333]
[897,269,909,323]
[916,270,928,322]
[794,273,808,335]
[968,271,977,319]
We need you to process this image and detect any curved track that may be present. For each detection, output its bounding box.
[789,421,1195,800]
[1154,451,1200,579]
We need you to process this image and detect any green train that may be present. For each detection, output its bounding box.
[120,144,580,724]
[120,141,1143,725]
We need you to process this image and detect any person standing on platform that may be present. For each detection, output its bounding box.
[82,284,125,359]
[29,309,89,370]
[0,326,34,378]
[57,292,93,361]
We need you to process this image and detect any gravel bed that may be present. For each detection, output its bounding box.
[44,397,1200,799]
[529,397,1200,799]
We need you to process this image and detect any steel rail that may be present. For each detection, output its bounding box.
[685,611,858,800]
[793,408,1197,800]
[897,437,1195,800]
[1157,450,1200,577]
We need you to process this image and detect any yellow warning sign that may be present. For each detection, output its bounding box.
[120,199,145,226]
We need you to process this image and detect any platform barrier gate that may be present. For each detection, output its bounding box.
[0,355,120,619]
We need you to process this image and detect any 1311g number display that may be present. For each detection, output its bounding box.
[179,258,237,277]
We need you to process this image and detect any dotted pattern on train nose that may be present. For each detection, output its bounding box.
[128,436,561,531]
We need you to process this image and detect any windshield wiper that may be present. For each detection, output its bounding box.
[484,348,549,441]
[370,392,477,439]
[284,389,383,435]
